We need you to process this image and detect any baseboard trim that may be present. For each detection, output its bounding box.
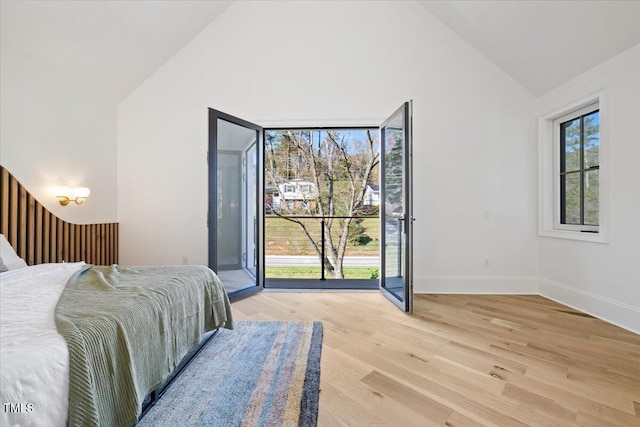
[412,275,639,334]
[538,278,640,335]
[414,275,538,294]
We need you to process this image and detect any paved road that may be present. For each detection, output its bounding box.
[266,255,379,266]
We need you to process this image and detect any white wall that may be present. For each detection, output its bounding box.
[537,44,640,333]
[118,0,538,292]
[0,46,117,224]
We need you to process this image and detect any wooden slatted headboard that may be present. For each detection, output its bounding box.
[0,166,118,265]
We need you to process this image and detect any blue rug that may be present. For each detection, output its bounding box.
[137,321,322,427]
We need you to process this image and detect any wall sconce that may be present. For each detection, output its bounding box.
[53,186,91,206]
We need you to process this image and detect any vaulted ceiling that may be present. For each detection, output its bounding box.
[2,1,639,102]
[0,1,232,103]
[418,1,640,95]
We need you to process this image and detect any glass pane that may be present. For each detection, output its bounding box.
[383,110,405,302]
[584,111,599,169]
[215,118,257,294]
[584,169,599,225]
[217,152,241,267]
[563,172,581,225]
[561,118,581,173]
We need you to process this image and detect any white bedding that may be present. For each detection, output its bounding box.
[0,262,85,427]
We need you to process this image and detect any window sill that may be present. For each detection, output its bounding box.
[538,228,608,244]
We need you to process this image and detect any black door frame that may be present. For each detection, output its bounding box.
[208,108,412,305]
[379,101,413,313]
[208,108,264,301]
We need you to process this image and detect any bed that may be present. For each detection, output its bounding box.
[0,167,233,427]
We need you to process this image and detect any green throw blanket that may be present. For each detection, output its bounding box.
[54,265,233,427]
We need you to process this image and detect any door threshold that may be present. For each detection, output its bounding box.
[265,278,378,290]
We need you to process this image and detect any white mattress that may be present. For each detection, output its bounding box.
[0,262,85,427]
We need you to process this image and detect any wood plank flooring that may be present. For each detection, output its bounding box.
[231,292,640,426]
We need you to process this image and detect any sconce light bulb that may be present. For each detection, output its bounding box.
[73,187,91,198]
[53,186,90,206]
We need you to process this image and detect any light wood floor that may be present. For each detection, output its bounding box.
[232,292,640,426]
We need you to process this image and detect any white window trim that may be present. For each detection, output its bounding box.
[538,91,608,243]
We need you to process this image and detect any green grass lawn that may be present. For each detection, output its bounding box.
[265,216,379,256]
[266,265,379,279]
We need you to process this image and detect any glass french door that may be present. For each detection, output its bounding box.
[208,109,264,300]
[379,101,413,312]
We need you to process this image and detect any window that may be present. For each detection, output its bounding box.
[538,93,607,243]
[555,103,599,231]
[300,184,311,193]
[284,184,294,193]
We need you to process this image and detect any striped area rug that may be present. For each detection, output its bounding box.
[138,321,322,427]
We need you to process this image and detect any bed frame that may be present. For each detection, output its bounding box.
[0,166,118,265]
[139,329,219,419]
